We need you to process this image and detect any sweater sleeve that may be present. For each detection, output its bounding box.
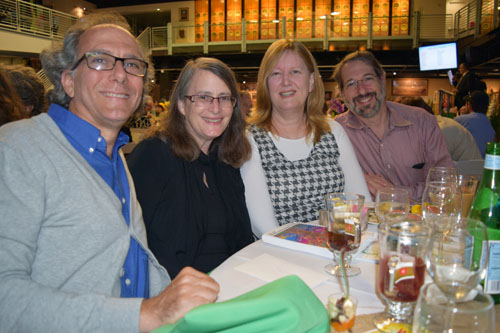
[0,139,142,333]
[240,134,279,238]
[330,120,372,202]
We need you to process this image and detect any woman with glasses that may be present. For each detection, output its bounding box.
[242,39,371,238]
[127,57,253,278]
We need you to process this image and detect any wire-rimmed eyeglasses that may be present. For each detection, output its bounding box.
[184,95,237,109]
[72,52,148,77]
[344,74,378,91]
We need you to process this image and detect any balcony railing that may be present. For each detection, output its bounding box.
[0,0,77,39]
[0,0,497,55]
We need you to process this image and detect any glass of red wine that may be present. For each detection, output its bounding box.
[373,220,430,331]
[324,193,365,277]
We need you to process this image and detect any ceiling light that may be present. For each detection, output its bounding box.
[331,11,340,16]
[272,19,279,23]
[393,72,397,75]
[156,8,160,11]
[297,17,304,21]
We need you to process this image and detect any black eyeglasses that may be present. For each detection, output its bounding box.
[184,95,237,109]
[72,52,148,77]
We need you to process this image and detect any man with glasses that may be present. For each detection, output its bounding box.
[334,51,453,202]
[0,13,218,332]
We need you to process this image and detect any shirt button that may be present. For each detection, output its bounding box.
[120,268,125,277]
[97,137,102,143]
[121,197,126,204]
[89,147,94,153]
[125,278,131,286]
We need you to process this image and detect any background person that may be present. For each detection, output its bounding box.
[0,13,218,332]
[0,68,25,126]
[455,90,496,158]
[241,39,370,238]
[334,51,453,202]
[453,62,482,110]
[394,96,481,161]
[239,90,253,118]
[3,64,47,116]
[127,57,254,279]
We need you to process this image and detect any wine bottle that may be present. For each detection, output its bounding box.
[469,142,500,303]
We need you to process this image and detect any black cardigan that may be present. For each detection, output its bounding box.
[127,137,254,278]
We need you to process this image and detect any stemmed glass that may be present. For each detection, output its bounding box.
[324,193,364,277]
[413,283,495,333]
[424,217,489,331]
[421,181,462,230]
[425,217,488,302]
[375,187,410,223]
[373,220,430,331]
[426,166,459,183]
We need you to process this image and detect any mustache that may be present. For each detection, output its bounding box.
[353,92,377,103]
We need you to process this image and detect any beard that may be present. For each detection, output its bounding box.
[345,86,385,119]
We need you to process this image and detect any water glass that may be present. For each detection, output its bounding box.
[375,187,409,223]
[413,283,495,333]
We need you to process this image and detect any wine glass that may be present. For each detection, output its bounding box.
[375,187,409,223]
[426,166,459,183]
[425,217,489,302]
[324,193,364,277]
[373,220,430,331]
[422,181,462,230]
[413,283,495,333]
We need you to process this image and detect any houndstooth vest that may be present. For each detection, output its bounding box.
[250,125,345,226]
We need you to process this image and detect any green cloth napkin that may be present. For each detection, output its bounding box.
[153,275,329,333]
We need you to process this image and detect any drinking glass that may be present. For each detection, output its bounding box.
[413,283,495,333]
[422,181,462,230]
[324,193,364,277]
[375,187,410,223]
[425,217,488,302]
[458,175,479,217]
[373,220,430,331]
[327,293,357,333]
[426,166,459,183]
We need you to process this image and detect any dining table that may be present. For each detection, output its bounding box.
[210,223,499,332]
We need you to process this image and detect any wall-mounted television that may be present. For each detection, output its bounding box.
[418,42,458,71]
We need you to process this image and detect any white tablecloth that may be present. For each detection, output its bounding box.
[210,224,385,316]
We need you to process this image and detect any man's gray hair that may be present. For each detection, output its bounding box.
[40,12,154,108]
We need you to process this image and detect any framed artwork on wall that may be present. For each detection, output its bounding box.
[392,78,428,96]
[179,8,189,21]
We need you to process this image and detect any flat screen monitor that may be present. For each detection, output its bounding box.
[418,43,457,71]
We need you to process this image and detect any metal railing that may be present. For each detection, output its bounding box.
[0,0,497,55]
[0,0,77,40]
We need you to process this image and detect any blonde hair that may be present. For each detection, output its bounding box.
[248,39,330,143]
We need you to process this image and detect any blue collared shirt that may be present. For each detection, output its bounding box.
[48,103,149,298]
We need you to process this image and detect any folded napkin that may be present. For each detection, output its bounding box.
[153,275,329,333]
[234,253,328,288]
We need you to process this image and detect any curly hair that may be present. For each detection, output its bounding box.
[248,39,330,144]
[0,68,25,126]
[149,57,251,168]
[3,64,46,116]
[40,12,154,110]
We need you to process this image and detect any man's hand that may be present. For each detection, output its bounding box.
[364,172,393,199]
[139,267,219,332]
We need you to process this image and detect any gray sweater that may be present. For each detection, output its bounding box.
[0,114,171,332]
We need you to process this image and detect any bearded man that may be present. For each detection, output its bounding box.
[334,51,453,202]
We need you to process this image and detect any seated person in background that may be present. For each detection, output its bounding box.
[127,57,254,279]
[0,68,25,126]
[334,51,454,202]
[3,64,47,116]
[394,96,481,161]
[455,91,496,158]
[0,13,219,332]
[241,39,371,238]
[239,90,253,118]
